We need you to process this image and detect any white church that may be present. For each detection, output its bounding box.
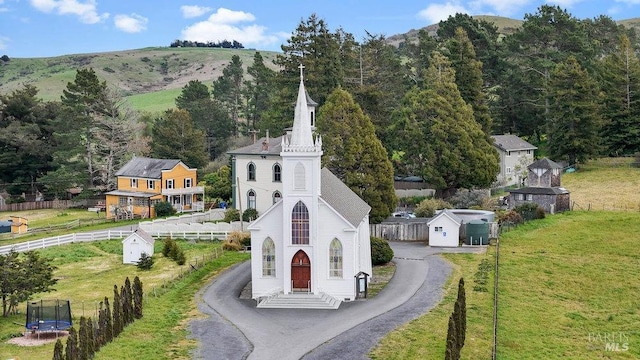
[244,68,373,309]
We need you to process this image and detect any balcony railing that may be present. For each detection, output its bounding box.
[161,186,204,196]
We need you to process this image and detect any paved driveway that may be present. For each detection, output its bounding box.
[189,242,484,360]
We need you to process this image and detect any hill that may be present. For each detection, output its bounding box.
[386,15,640,47]
[0,47,280,112]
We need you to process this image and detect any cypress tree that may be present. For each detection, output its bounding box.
[104,297,113,343]
[53,339,64,360]
[457,278,467,348]
[86,317,95,358]
[133,276,144,319]
[78,317,88,360]
[123,278,134,325]
[65,327,79,360]
[96,302,105,348]
[112,285,122,337]
[444,314,459,360]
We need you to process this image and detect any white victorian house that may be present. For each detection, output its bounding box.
[247,69,372,309]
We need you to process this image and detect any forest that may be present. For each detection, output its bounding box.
[1,5,640,211]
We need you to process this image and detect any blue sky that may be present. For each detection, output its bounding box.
[2,0,640,58]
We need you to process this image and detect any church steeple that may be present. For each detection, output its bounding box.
[282,64,321,153]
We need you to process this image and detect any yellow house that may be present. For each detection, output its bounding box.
[105,157,205,219]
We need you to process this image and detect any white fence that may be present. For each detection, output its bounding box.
[0,230,134,255]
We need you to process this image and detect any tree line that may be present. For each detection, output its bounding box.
[2,5,640,216]
[169,39,244,49]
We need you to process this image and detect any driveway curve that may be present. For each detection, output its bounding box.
[189,242,481,360]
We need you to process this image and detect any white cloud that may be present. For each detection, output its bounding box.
[29,0,108,24]
[470,0,532,15]
[417,2,470,24]
[114,13,148,33]
[180,5,211,18]
[181,8,283,47]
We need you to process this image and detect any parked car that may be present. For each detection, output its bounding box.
[392,211,416,219]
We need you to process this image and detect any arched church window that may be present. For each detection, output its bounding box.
[273,191,282,204]
[247,162,256,181]
[294,163,305,190]
[329,238,343,278]
[247,190,256,209]
[273,163,282,182]
[262,238,275,277]
[291,201,309,244]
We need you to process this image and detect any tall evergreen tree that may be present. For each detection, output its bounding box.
[150,109,208,169]
[391,53,499,197]
[122,277,134,325]
[78,317,88,360]
[317,87,396,223]
[0,85,57,195]
[86,317,95,358]
[599,34,640,156]
[548,56,603,166]
[53,338,64,360]
[103,297,113,343]
[65,327,79,360]
[133,276,143,319]
[212,55,244,136]
[243,52,276,130]
[112,285,122,337]
[445,27,493,135]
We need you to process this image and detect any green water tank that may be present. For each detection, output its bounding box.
[466,220,489,245]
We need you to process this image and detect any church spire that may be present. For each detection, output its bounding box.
[282,64,321,153]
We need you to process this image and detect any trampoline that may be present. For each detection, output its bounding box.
[25,299,72,333]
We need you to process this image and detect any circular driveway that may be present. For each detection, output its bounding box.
[189,242,484,360]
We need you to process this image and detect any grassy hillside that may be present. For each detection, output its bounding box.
[0,47,280,111]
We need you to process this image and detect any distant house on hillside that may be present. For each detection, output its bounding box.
[105,157,204,220]
[508,158,570,213]
[492,134,537,187]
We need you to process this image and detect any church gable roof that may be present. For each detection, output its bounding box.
[115,157,183,179]
[227,136,284,156]
[320,168,371,227]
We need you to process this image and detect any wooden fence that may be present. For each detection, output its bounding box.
[0,200,83,212]
[370,223,429,241]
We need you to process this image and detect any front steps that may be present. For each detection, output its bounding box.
[257,292,341,309]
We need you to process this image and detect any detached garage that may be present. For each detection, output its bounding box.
[427,209,462,247]
[122,229,155,264]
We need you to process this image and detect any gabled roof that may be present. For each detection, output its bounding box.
[227,136,284,156]
[492,135,537,152]
[320,168,371,227]
[115,157,184,179]
[509,187,569,195]
[428,209,462,226]
[528,157,563,170]
[123,228,155,246]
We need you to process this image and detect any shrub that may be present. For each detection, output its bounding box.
[161,238,175,257]
[515,202,545,221]
[497,210,523,225]
[449,189,488,209]
[370,237,394,265]
[136,253,154,270]
[415,198,452,218]
[154,201,176,217]
[175,248,186,265]
[243,208,259,222]
[223,208,240,222]
[222,240,241,251]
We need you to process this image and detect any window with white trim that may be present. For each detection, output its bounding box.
[166,179,174,189]
[262,238,275,277]
[329,238,343,278]
[526,194,533,201]
[248,190,256,209]
[434,226,443,232]
[517,194,524,201]
[130,178,138,188]
[292,201,309,244]
[248,162,256,181]
[273,163,282,182]
[507,167,512,174]
[273,191,282,204]
[184,178,192,188]
[147,180,155,189]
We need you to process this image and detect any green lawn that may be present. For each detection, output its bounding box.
[372,211,640,359]
[0,239,250,360]
[125,88,180,113]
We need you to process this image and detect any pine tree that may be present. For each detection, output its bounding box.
[86,317,95,358]
[456,278,467,348]
[123,277,134,325]
[444,314,459,360]
[244,52,276,130]
[53,339,64,360]
[133,276,143,319]
[445,27,493,135]
[78,317,88,360]
[317,87,397,223]
[104,297,113,343]
[599,34,640,156]
[212,55,244,136]
[150,109,208,169]
[548,56,603,166]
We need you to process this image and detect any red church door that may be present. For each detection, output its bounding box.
[291,250,311,291]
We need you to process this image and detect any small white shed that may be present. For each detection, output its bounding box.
[122,229,155,264]
[427,209,462,247]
